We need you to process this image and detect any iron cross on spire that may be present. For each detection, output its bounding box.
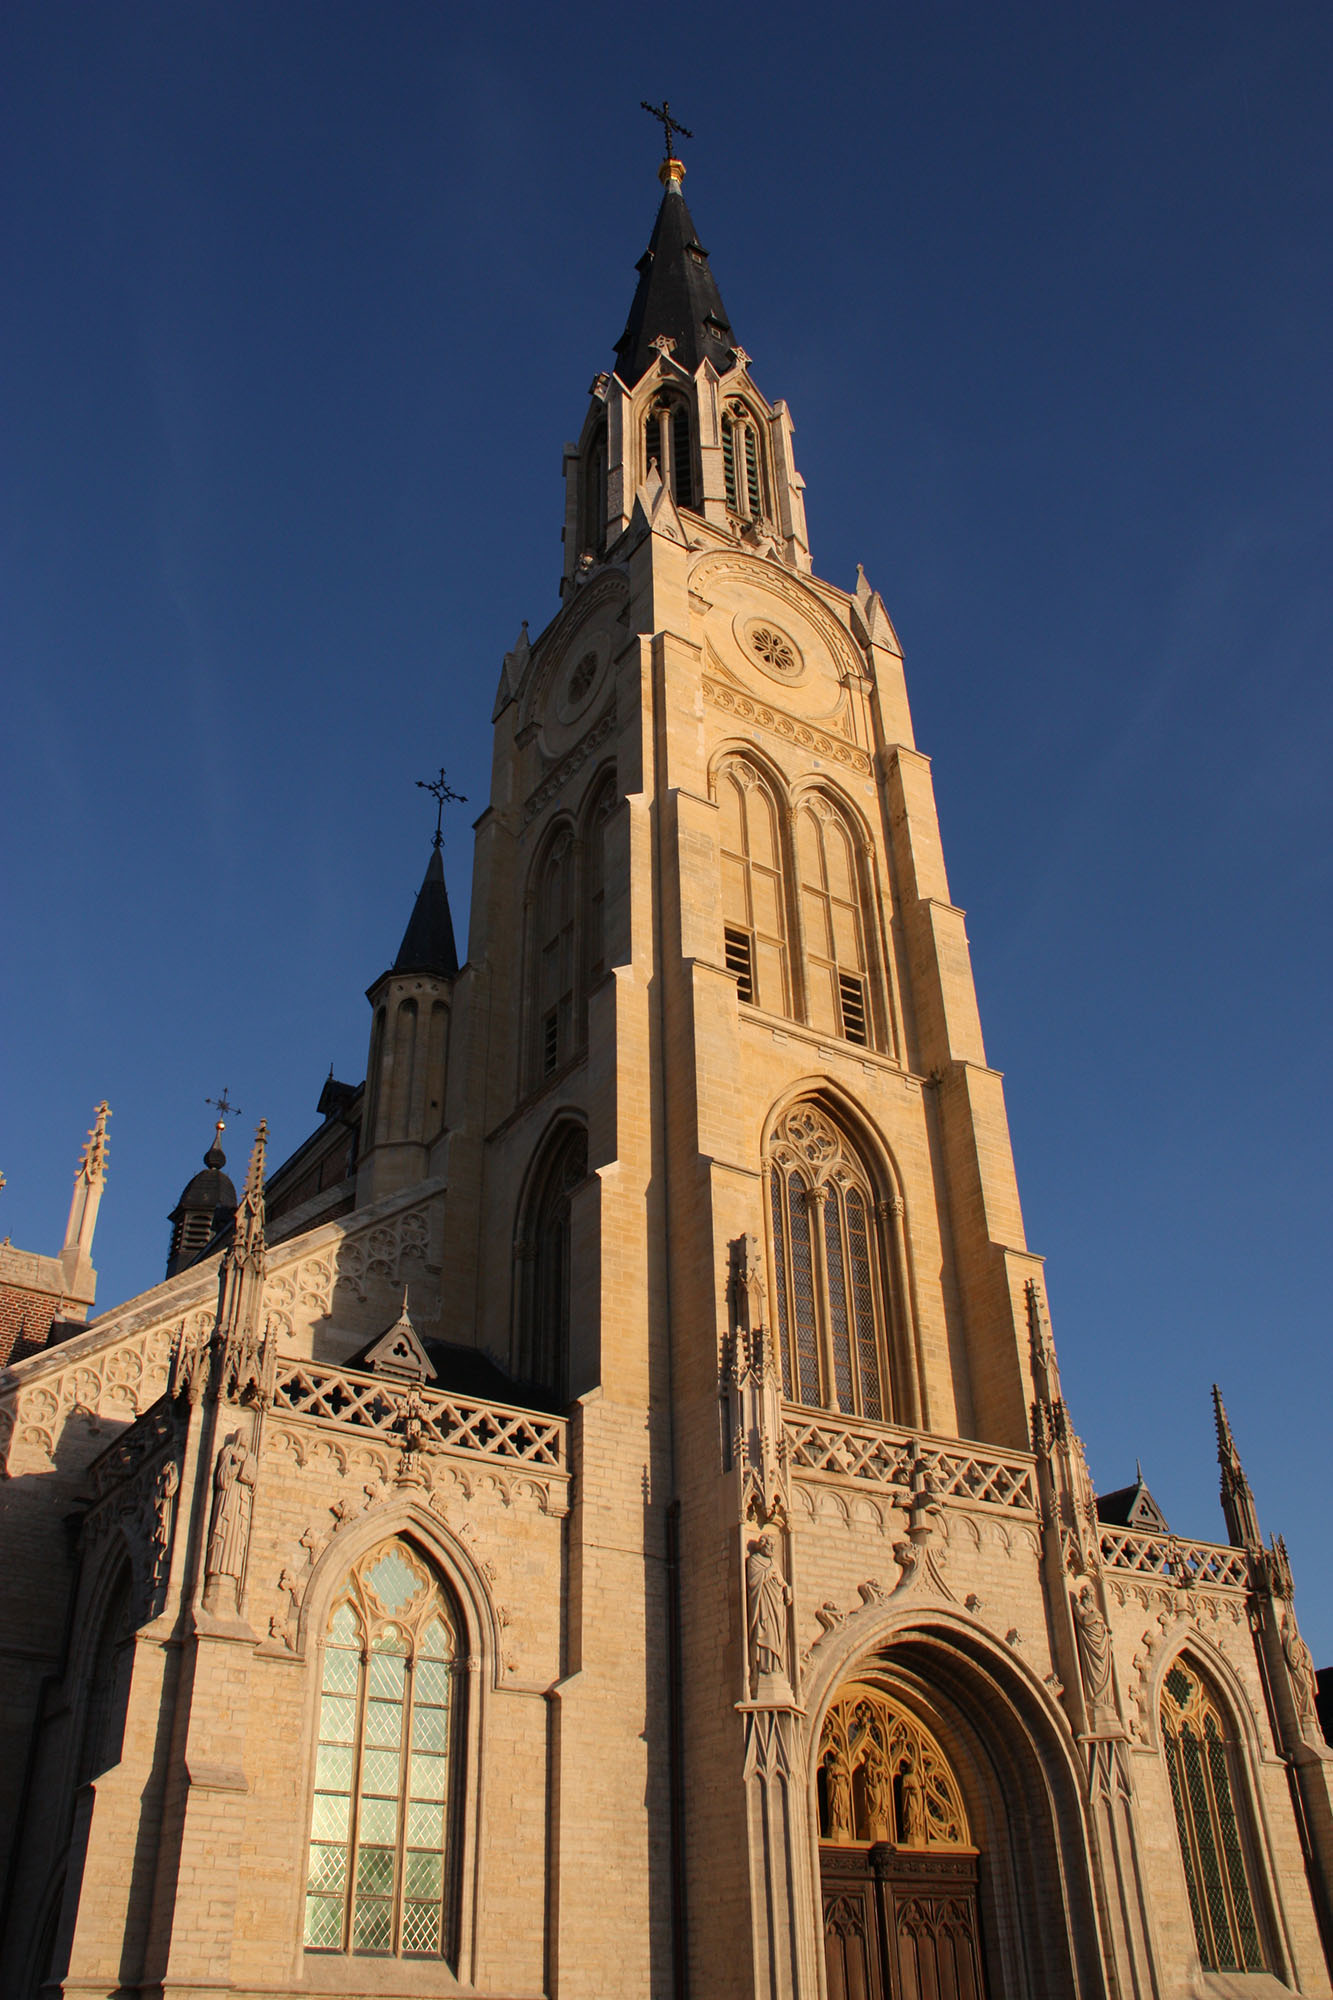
[641,98,693,161]
[416,767,468,850]
[206,1089,241,1122]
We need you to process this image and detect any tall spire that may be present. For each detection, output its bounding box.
[393,847,459,978]
[613,159,738,387]
[1213,1384,1262,1552]
[60,1100,110,1293]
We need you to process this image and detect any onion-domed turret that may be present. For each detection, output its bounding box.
[166,1120,237,1276]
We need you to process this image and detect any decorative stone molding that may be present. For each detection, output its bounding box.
[1099,1526,1248,1593]
[523,708,618,823]
[783,1411,1038,1514]
[702,677,870,776]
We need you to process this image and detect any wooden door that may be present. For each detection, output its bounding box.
[821,1844,986,2000]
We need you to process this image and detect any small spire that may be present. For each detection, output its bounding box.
[1212,1384,1262,1552]
[233,1119,268,1269]
[614,130,739,388]
[392,846,460,979]
[76,1101,112,1185]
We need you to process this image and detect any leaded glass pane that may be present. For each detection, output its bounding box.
[402,1901,441,1954]
[329,1601,359,1646]
[361,1747,402,1797]
[410,1753,448,1801]
[316,1743,354,1792]
[415,1658,452,1704]
[420,1618,453,1662]
[320,1696,356,1743]
[412,1702,450,1752]
[352,1897,393,1952]
[1206,1718,1265,1970]
[823,1194,854,1414]
[366,1549,425,1613]
[322,1646,359,1695]
[307,1844,347,1894]
[369,1650,407,1700]
[408,1800,445,1846]
[359,1794,398,1843]
[405,1849,443,1898]
[845,1190,883,1421]
[1182,1725,1238,1968]
[788,1174,821,1405]
[305,1894,344,1950]
[365,1699,403,1747]
[1164,1731,1209,1962]
[356,1846,396,1895]
[310,1791,350,1842]
[770,1173,794,1397]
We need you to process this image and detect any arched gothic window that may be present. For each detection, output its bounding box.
[1160,1658,1268,1974]
[582,775,618,993]
[767,1105,892,1420]
[717,758,789,1013]
[516,1122,587,1402]
[532,827,576,1081]
[797,796,873,1047]
[721,400,766,521]
[304,1540,460,1962]
[646,395,694,510]
[78,1564,134,1783]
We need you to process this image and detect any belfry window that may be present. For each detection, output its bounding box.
[797,796,874,1047]
[721,401,766,521]
[717,758,790,1015]
[645,396,694,510]
[532,828,576,1081]
[766,1104,890,1420]
[1161,1659,1268,1974]
[582,424,608,556]
[304,1541,459,1962]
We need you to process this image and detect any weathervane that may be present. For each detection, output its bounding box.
[641,98,693,162]
[416,767,468,849]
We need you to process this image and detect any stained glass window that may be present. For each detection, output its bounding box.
[1161,1658,1266,1973]
[304,1541,457,1961]
[767,1105,893,1421]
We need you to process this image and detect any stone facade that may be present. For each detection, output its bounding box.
[1,160,1330,2000]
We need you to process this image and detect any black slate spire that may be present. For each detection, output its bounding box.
[393,846,459,978]
[614,162,738,387]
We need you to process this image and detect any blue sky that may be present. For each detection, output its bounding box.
[3,4,1330,1655]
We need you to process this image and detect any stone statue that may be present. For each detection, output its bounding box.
[153,1458,179,1555]
[1282,1614,1320,1741]
[745,1532,792,1695]
[1072,1582,1116,1725]
[859,1729,893,1842]
[204,1432,256,1610]
[898,1753,927,1846]
[823,1745,853,1841]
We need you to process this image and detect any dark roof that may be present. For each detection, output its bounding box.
[614,176,738,387]
[1096,1477,1169,1532]
[392,846,459,978]
[170,1131,237,1220]
[346,1330,564,1415]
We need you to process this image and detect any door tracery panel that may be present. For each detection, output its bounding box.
[818,1685,986,2000]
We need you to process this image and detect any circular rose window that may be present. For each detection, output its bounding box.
[741,618,804,682]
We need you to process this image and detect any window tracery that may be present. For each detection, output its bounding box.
[532,827,576,1081]
[516,1122,587,1402]
[304,1539,459,1961]
[796,795,873,1047]
[717,757,790,1014]
[1160,1658,1267,1974]
[818,1685,970,1849]
[767,1106,890,1419]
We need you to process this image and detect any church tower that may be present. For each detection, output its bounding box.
[0,142,1329,2000]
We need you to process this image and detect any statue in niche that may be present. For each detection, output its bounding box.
[1072,1582,1117,1726]
[823,1745,853,1842]
[1282,1614,1320,1741]
[203,1431,257,1613]
[859,1727,893,1842]
[745,1532,793,1698]
[898,1752,927,1846]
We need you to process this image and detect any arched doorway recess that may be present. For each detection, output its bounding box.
[812,1629,1105,2000]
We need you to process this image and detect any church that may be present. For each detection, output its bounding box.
[1,137,1330,2000]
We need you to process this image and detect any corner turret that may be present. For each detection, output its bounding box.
[167,1119,237,1277]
